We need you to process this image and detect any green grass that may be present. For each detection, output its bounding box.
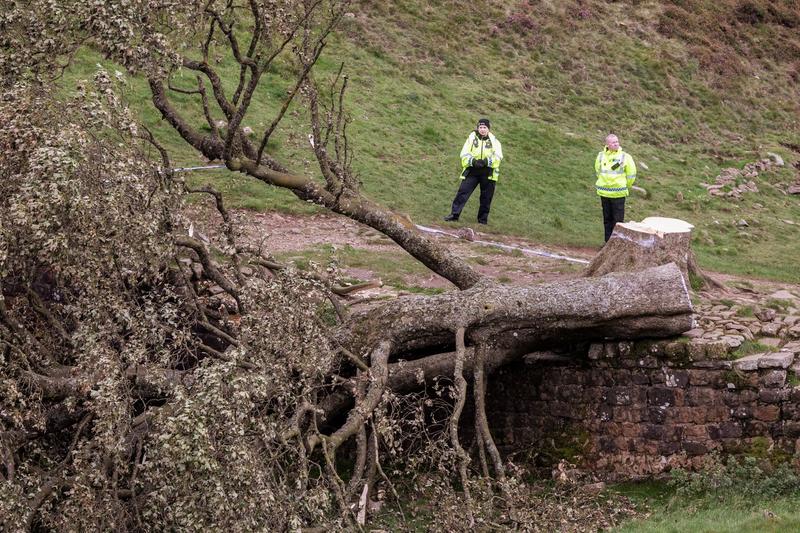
[731,340,772,358]
[275,244,441,292]
[615,456,800,532]
[615,494,800,533]
[60,1,800,283]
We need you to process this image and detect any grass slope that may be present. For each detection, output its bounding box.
[66,0,800,281]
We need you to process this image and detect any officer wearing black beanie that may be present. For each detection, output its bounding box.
[443,118,504,224]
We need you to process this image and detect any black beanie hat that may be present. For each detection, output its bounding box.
[477,118,491,129]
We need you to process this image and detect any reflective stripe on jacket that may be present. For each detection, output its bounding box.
[594,148,636,198]
[459,131,503,181]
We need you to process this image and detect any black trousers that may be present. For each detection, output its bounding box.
[450,174,496,223]
[601,196,626,242]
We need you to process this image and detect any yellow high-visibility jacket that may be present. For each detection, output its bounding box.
[595,147,636,198]
[459,131,503,181]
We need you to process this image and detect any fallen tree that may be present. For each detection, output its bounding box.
[1,1,694,530]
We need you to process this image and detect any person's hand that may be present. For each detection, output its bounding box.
[473,158,487,168]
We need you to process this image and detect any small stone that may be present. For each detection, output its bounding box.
[733,353,766,371]
[720,336,743,349]
[766,152,784,166]
[692,360,732,369]
[736,219,748,227]
[761,370,787,388]
[783,341,800,354]
[761,323,783,337]
[209,285,225,295]
[683,328,705,338]
[759,336,783,347]
[758,352,795,369]
[755,307,777,322]
[588,343,603,360]
[769,290,797,300]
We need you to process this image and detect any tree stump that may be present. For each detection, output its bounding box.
[583,217,724,291]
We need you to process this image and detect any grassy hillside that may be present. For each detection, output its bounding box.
[67,0,800,281]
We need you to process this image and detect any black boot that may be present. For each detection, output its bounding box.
[443,214,459,222]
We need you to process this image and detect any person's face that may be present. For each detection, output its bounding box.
[605,135,620,150]
[477,124,489,136]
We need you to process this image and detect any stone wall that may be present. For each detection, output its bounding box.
[486,338,800,479]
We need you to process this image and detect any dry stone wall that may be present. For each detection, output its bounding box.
[486,290,800,479]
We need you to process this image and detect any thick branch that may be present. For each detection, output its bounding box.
[450,327,474,525]
[309,341,391,452]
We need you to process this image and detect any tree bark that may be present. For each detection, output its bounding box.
[342,263,693,367]
[583,217,724,290]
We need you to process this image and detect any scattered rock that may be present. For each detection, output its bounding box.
[683,328,704,338]
[720,335,744,349]
[734,353,765,371]
[457,227,476,241]
[761,323,783,337]
[783,341,800,354]
[766,152,784,167]
[703,156,782,198]
[759,352,795,369]
[755,307,777,322]
[769,290,796,300]
[758,336,783,347]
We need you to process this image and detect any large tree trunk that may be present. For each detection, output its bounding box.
[583,217,724,290]
[342,262,693,375]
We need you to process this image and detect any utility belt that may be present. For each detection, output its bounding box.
[463,165,494,179]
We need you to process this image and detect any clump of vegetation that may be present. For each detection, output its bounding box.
[731,340,772,358]
[670,454,800,502]
[766,298,793,312]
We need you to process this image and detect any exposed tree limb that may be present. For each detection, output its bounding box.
[450,327,474,526]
